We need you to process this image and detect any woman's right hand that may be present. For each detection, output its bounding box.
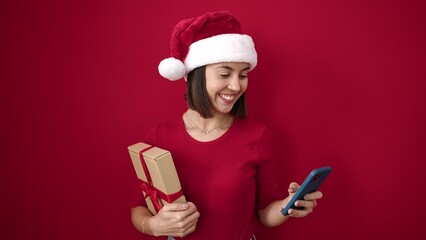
[146,202,200,238]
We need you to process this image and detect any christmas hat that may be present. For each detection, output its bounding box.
[158,11,257,81]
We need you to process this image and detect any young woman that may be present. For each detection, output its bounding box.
[131,11,323,239]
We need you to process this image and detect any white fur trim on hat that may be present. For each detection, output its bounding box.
[158,57,186,81]
[184,34,257,73]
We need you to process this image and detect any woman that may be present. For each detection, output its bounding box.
[131,11,323,239]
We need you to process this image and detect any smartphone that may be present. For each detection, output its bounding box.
[281,166,332,216]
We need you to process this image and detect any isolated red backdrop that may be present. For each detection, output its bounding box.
[2,0,425,239]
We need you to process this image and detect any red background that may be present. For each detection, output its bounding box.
[2,0,426,239]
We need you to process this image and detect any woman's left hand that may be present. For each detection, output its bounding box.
[283,182,323,217]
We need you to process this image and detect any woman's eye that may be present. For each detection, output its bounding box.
[219,74,230,78]
[239,75,248,79]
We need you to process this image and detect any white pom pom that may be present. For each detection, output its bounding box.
[158,57,186,81]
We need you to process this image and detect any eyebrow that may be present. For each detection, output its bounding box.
[215,65,250,71]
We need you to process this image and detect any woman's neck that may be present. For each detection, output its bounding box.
[183,109,233,141]
[185,109,230,130]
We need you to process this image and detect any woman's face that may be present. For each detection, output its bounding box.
[205,62,250,115]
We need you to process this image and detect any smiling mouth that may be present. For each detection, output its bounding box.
[219,93,237,101]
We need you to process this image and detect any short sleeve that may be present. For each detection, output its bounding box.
[255,127,286,211]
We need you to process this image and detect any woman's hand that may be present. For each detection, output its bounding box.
[258,182,324,227]
[146,202,200,237]
[283,182,323,217]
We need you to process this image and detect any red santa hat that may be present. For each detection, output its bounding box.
[158,11,258,81]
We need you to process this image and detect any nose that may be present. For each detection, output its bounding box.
[227,76,241,92]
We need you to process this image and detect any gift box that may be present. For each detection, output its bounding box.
[128,142,186,214]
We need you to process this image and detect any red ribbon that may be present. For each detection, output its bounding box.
[139,146,183,212]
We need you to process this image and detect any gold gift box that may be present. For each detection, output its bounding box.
[128,142,186,214]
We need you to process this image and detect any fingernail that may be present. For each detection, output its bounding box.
[181,203,188,209]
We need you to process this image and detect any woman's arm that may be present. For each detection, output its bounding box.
[131,206,154,235]
[258,182,323,227]
[131,202,200,237]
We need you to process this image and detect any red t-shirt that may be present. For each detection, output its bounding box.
[131,116,284,239]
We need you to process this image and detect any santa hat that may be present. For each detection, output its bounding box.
[158,11,257,81]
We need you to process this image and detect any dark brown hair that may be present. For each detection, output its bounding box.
[186,66,247,119]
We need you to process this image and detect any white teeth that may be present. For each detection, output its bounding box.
[219,94,235,101]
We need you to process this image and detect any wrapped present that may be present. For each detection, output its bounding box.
[128,142,186,214]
